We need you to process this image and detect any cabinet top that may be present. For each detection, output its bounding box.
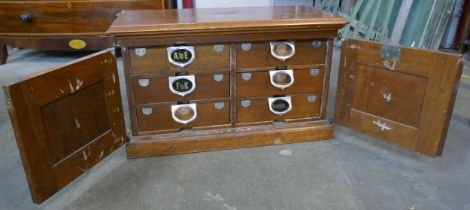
[107,6,348,38]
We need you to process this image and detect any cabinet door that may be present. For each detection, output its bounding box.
[3,49,126,203]
[335,39,462,157]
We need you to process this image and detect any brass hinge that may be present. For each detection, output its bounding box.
[2,86,12,110]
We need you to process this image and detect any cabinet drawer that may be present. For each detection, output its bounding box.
[0,0,162,34]
[130,44,230,74]
[236,94,321,124]
[136,99,230,132]
[235,40,326,70]
[132,72,230,104]
[236,68,324,98]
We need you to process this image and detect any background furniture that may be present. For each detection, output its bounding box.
[0,0,166,65]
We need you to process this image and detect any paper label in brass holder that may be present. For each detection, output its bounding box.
[168,75,196,96]
[269,69,294,89]
[268,96,292,116]
[171,103,197,125]
[167,46,195,68]
[270,41,296,61]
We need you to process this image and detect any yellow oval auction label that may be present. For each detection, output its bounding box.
[68,39,86,49]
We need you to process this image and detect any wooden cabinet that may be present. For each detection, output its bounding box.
[0,0,165,64]
[2,6,463,204]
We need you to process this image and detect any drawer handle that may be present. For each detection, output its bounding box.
[269,69,294,89]
[171,103,197,125]
[138,79,150,87]
[168,75,196,96]
[270,41,295,61]
[20,13,33,24]
[142,107,153,115]
[167,46,195,68]
[268,96,292,116]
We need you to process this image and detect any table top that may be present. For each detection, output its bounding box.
[107,6,348,37]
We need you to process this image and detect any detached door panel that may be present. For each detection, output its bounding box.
[3,50,126,203]
[335,39,462,157]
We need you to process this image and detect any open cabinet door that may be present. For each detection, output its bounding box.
[2,49,126,203]
[335,39,463,157]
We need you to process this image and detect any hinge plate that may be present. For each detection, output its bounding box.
[2,86,12,110]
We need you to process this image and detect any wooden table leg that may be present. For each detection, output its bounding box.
[0,42,7,65]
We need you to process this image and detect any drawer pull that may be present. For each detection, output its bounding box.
[168,75,196,96]
[269,69,294,89]
[242,72,252,81]
[167,46,195,68]
[214,102,225,110]
[270,41,296,61]
[268,96,292,116]
[241,43,252,51]
[138,79,150,87]
[135,48,146,57]
[310,68,320,77]
[213,44,224,52]
[213,74,224,82]
[307,95,317,103]
[241,100,251,108]
[20,13,33,24]
[142,107,153,115]
[171,104,197,124]
[312,41,322,48]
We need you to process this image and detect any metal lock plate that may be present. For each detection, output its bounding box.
[213,74,224,82]
[307,95,317,103]
[241,100,251,108]
[135,48,146,57]
[214,102,224,110]
[269,69,294,90]
[241,43,252,51]
[167,46,195,68]
[213,44,224,52]
[310,68,320,77]
[380,45,401,61]
[168,75,196,96]
[312,41,322,48]
[138,78,150,87]
[242,72,252,81]
[270,41,296,61]
[142,107,153,115]
[171,103,197,125]
[268,96,292,116]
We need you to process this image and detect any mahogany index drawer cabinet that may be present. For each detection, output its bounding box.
[3,6,463,204]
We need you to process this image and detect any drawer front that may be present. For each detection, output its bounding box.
[236,94,321,123]
[130,44,230,74]
[235,40,326,70]
[136,99,230,132]
[236,68,324,98]
[0,0,162,34]
[132,72,230,104]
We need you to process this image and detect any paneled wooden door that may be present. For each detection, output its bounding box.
[335,39,463,157]
[3,49,126,203]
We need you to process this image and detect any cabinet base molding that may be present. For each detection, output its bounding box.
[127,120,333,158]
